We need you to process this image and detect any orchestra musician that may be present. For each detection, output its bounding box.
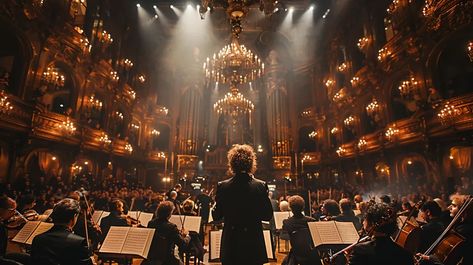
[212,144,273,265]
[417,201,445,253]
[144,201,190,265]
[416,195,473,265]
[68,191,101,250]
[0,196,30,265]
[31,198,96,265]
[347,202,414,265]
[99,198,129,242]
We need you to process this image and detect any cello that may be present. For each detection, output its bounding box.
[416,196,472,265]
[395,200,424,254]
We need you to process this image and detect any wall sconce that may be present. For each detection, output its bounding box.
[357,138,367,150]
[0,89,13,114]
[357,37,370,50]
[110,71,119,82]
[398,77,420,97]
[119,58,134,70]
[387,0,401,13]
[332,90,345,102]
[128,90,136,99]
[331,127,339,134]
[336,146,346,157]
[437,102,461,123]
[97,30,113,45]
[131,123,140,130]
[151,129,160,136]
[98,132,112,145]
[59,117,76,135]
[325,79,335,88]
[125,143,133,154]
[385,126,399,141]
[350,76,360,87]
[378,47,392,62]
[337,62,348,72]
[87,94,103,110]
[138,75,146,83]
[422,0,435,17]
[257,145,264,153]
[308,130,318,139]
[344,115,356,127]
[365,99,380,118]
[114,111,124,120]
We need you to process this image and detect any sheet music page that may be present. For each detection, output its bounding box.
[92,210,103,225]
[263,230,274,259]
[138,212,154,227]
[12,221,40,244]
[127,211,140,220]
[273,211,292,230]
[308,221,342,246]
[98,211,110,226]
[169,215,201,232]
[26,222,53,245]
[121,227,155,258]
[99,226,130,254]
[335,222,359,244]
[209,230,222,260]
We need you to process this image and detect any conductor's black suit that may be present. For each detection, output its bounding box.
[212,173,273,265]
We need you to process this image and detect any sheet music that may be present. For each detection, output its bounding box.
[128,211,140,220]
[169,215,201,232]
[26,222,53,245]
[209,230,273,260]
[209,230,222,260]
[121,227,155,258]
[335,222,359,244]
[273,211,292,230]
[263,230,274,260]
[98,212,110,225]
[92,210,104,225]
[12,221,40,244]
[308,221,342,246]
[138,212,154,227]
[99,226,130,254]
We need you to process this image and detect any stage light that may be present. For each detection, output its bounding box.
[187,4,192,8]
[289,7,294,12]
[155,14,158,18]
[170,4,174,8]
[309,5,315,10]
[136,3,140,7]
[153,5,156,8]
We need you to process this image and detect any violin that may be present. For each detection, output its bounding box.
[5,210,29,229]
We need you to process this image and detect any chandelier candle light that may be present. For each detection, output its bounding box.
[0,89,13,114]
[213,87,254,117]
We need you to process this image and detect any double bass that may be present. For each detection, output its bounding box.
[416,196,472,265]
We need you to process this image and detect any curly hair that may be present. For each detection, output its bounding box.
[365,202,396,235]
[227,144,257,174]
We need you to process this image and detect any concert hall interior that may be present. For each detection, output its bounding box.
[0,0,473,265]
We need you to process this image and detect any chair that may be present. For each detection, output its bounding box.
[289,228,322,265]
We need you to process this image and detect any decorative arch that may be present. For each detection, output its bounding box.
[24,149,63,181]
[393,153,438,185]
[0,17,34,97]
[298,126,317,152]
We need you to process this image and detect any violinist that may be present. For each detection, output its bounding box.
[144,201,190,265]
[69,191,101,250]
[0,195,30,265]
[167,191,181,215]
[182,200,197,216]
[418,201,445,253]
[347,202,414,265]
[99,199,129,242]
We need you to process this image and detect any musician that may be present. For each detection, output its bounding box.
[99,198,129,242]
[281,195,320,265]
[167,191,181,215]
[31,198,95,265]
[418,201,445,253]
[182,200,197,216]
[144,201,190,265]
[196,189,212,223]
[212,144,273,265]
[320,199,341,221]
[333,198,362,231]
[347,202,414,265]
[1,195,30,265]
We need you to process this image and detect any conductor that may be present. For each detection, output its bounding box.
[212,144,273,265]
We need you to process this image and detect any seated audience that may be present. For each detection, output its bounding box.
[31,198,95,265]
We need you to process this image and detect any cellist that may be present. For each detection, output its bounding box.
[416,195,473,265]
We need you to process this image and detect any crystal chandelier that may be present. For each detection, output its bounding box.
[204,37,264,85]
[438,102,461,122]
[213,86,254,117]
[59,117,76,135]
[42,67,65,88]
[0,89,13,114]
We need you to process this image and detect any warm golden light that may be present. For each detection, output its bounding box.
[398,77,420,97]
[0,89,13,114]
[213,87,254,117]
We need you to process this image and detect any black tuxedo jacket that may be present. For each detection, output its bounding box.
[31,225,93,265]
[212,173,273,265]
[348,236,414,265]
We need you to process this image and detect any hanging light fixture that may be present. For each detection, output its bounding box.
[213,86,254,117]
[0,89,13,114]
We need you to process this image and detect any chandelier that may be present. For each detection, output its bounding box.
[42,67,65,88]
[385,126,399,141]
[438,102,461,123]
[213,86,254,117]
[59,117,76,135]
[87,94,103,110]
[468,41,473,62]
[125,143,133,154]
[98,132,112,145]
[398,77,420,97]
[204,37,264,85]
[365,99,380,118]
[0,89,13,114]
